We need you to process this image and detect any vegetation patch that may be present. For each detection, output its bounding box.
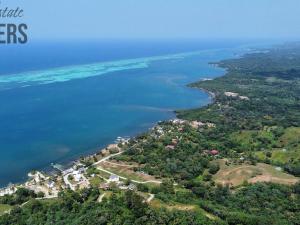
[0,204,12,216]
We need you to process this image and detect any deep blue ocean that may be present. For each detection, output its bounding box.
[0,39,270,187]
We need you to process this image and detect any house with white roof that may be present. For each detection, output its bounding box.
[109,174,119,183]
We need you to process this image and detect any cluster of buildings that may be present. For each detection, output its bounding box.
[150,125,165,139]
[0,171,61,198]
[224,91,249,100]
[25,171,60,197]
[149,119,217,145]
[165,138,179,150]
[99,174,136,191]
[115,136,130,145]
[149,119,218,151]
[0,184,16,197]
[0,134,148,203]
[171,118,216,129]
[63,164,89,191]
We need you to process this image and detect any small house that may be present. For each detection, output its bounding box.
[100,183,109,190]
[72,171,82,182]
[128,183,136,191]
[172,138,178,144]
[210,150,219,155]
[166,145,175,150]
[47,181,55,189]
[109,174,120,183]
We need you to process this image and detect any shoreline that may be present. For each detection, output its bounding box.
[195,87,216,100]
[0,75,219,193]
[0,47,238,191]
[45,79,219,176]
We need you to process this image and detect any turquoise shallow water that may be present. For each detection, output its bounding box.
[0,41,249,187]
[0,51,211,89]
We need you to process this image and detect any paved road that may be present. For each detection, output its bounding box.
[93,151,124,166]
[63,173,75,190]
[97,193,106,202]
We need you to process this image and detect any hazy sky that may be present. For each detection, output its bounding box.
[3,0,300,40]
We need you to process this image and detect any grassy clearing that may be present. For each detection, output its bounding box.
[96,169,111,179]
[256,149,300,164]
[194,176,203,182]
[150,199,218,220]
[213,159,299,187]
[136,191,150,199]
[39,198,59,205]
[99,161,159,183]
[150,199,196,211]
[105,167,145,181]
[0,204,12,215]
[278,127,300,147]
[255,127,300,164]
[102,191,113,198]
[89,176,103,187]
[230,130,275,151]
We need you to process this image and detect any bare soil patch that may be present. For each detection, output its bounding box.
[214,160,299,187]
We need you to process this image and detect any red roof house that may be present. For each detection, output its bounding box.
[210,150,219,155]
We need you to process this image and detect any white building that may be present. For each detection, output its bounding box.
[224,92,239,97]
[47,181,55,189]
[0,186,16,196]
[72,171,82,182]
[128,183,136,191]
[109,174,119,183]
